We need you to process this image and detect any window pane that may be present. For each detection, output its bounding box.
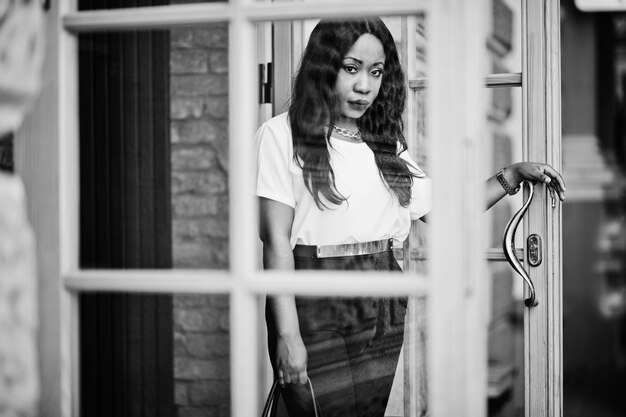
[490,0,521,75]
[255,15,432,416]
[79,292,231,416]
[256,293,425,416]
[78,24,230,270]
[487,0,525,409]
[78,0,226,12]
[487,91,525,416]
[487,3,523,411]
[255,16,430,272]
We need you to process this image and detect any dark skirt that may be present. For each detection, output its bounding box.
[265,249,407,417]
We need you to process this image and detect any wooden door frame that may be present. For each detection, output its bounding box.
[522,0,563,415]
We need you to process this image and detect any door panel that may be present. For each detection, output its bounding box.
[522,1,563,415]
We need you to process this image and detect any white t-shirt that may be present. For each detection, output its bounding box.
[255,112,432,248]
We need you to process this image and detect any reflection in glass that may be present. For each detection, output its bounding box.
[79,293,230,416]
[78,24,229,270]
[265,294,406,416]
[486,46,525,417]
[255,16,430,416]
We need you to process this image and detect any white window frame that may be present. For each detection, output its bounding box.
[57,1,491,416]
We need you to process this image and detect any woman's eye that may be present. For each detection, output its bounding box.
[371,69,383,77]
[344,65,358,73]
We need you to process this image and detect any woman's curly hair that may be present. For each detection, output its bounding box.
[289,17,422,209]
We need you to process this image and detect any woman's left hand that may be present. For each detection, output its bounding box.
[505,162,566,202]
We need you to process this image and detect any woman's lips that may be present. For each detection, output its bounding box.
[348,100,369,111]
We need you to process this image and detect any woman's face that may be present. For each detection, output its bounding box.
[333,33,385,124]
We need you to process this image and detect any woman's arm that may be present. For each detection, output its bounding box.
[485,162,566,211]
[416,162,565,222]
[259,197,309,386]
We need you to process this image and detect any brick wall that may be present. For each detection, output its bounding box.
[169,23,231,417]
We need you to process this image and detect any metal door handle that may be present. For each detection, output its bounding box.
[503,180,538,307]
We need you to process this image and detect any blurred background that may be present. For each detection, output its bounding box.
[561,1,626,416]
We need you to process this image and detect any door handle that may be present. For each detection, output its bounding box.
[503,180,539,307]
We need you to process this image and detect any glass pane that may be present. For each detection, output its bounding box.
[486,0,525,413]
[256,293,421,416]
[79,292,231,416]
[562,4,626,415]
[487,89,525,416]
[255,15,431,270]
[490,0,521,75]
[78,0,227,12]
[78,24,230,270]
[254,15,433,417]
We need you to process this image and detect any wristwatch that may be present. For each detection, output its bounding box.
[497,168,520,196]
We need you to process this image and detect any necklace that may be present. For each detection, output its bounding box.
[330,124,362,141]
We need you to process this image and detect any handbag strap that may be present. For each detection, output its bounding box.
[261,379,319,417]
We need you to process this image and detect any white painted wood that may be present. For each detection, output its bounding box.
[64,271,233,293]
[409,73,522,90]
[14,0,78,415]
[255,4,276,408]
[64,270,428,296]
[229,1,261,415]
[406,248,523,261]
[231,9,258,296]
[484,73,523,88]
[429,1,464,412]
[521,0,563,416]
[401,14,416,416]
[545,1,563,416]
[461,2,490,416]
[399,15,428,417]
[428,0,489,416]
[63,3,233,31]
[68,294,80,417]
[62,1,427,32]
[58,0,80,414]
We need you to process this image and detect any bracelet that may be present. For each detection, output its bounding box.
[497,168,520,196]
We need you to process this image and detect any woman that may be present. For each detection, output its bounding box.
[255,17,565,417]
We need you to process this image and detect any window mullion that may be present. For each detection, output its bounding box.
[63,270,428,295]
[428,0,489,415]
[229,2,259,416]
[62,1,428,32]
[408,73,522,90]
[59,0,81,414]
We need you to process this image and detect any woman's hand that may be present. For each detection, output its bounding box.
[503,162,566,202]
[485,162,566,210]
[275,332,309,386]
